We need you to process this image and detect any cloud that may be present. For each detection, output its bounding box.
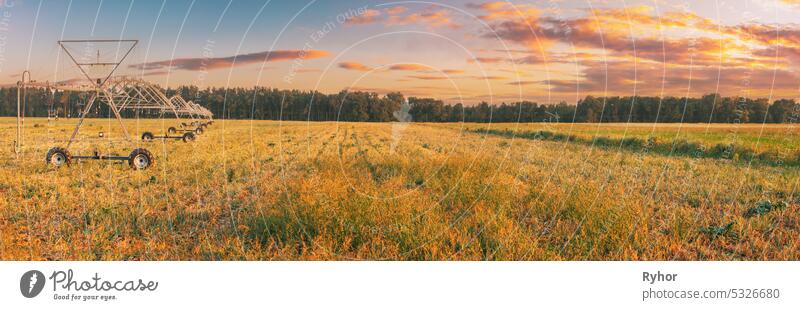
[130,50,329,71]
[468,57,506,64]
[470,1,539,22]
[388,63,430,71]
[477,3,788,68]
[466,75,509,80]
[386,9,461,29]
[463,1,800,99]
[341,6,460,29]
[540,60,800,98]
[467,54,551,65]
[344,9,381,25]
[385,6,408,15]
[408,75,450,80]
[442,69,465,74]
[406,73,510,81]
[140,70,170,77]
[116,71,171,79]
[507,81,539,86]
[338,62,373,72]
[339,62,462,74]
[407,70,466,79]
[466,2,510,11]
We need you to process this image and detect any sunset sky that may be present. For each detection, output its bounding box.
[3,0,800,104]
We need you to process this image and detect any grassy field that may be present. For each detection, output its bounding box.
[1,117,798,260]
[457,122,800,151]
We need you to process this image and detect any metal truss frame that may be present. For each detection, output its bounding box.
[15,39,214,169]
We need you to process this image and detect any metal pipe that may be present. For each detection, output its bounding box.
[16,81,20,155]
[72,155,129,161]
[15,70,31,156]
[67,92,98,148]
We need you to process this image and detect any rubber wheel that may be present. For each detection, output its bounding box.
[182,132,196,143]
[46,147,71,168]
[141,132,154,141]
[195,127,204,135]
[128,148,154,170]
[168,127,177,134]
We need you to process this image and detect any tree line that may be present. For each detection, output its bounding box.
[1,86,798,123]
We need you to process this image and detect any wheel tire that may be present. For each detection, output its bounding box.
[182,132,196,143]
[168,127,177,135]
[195,127,204,135]
[128,148,155,170]
[141,132,154,141]
[46,147,71,168]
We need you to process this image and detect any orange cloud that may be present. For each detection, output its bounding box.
[467,55,551,65]
[460,1,800,99]
[338,62,373,72]
[468,57,506,64]
[385,6,407,15]
[342,6,460,29]
[475,3,539,21]
[466,75,508,81]
[507,81,539,86]
[442,69,465,74]
[345,9,381,25]
[484,5,748,65]
[408,75,449,80]
[467,2,510,11]
[387,9,461,29]
[388,63,430,71]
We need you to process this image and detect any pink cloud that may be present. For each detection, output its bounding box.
[130,50,330,71]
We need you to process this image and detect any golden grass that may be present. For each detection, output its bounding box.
[1,117,798,260]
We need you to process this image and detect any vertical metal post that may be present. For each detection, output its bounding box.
[15,81,20,156]
[15,70,30,156]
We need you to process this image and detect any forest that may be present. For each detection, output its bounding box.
[0,85,797,123]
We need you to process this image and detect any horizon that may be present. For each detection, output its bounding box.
[3,82,797,107]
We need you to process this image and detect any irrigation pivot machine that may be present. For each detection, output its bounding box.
[103,77,212,143]
[14,39,214,170]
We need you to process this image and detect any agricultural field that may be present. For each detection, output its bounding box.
[0,117,798,260]
[460,122,800,151]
